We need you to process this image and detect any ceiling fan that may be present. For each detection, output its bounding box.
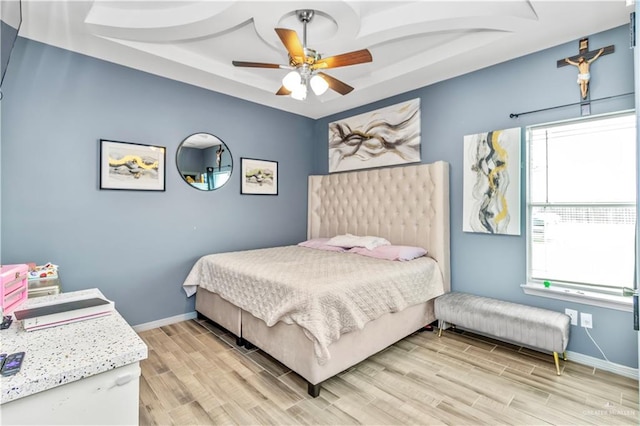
[232,10,372,100]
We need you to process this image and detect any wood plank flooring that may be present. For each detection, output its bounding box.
[138,319,638,425]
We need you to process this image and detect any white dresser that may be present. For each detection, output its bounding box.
[0,289,148,425]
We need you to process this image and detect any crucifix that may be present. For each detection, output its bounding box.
[557,38,614,108]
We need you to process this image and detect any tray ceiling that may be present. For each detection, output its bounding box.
[16,1,634,119]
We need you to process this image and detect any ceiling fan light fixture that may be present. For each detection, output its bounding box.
[282,70,301,91]
[310,74,329,95]
[291,83,307,100]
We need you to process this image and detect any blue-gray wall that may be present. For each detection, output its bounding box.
[1,24,637,368]
[314,25,637,368]
[0,38,314,326]
[1,17,20,87]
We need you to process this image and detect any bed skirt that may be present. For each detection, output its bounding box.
[196,287,435,387]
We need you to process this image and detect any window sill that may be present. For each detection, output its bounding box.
[521,283,633,312]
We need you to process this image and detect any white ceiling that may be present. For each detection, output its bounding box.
[16,0,634,119]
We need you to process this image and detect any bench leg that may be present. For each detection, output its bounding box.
[553,352,561,375]
[438,321,445,337]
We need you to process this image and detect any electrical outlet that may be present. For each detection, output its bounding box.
[565,308,578,326]
[581,312,593,329]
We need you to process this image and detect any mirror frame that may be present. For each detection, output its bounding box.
[176,132,233,191]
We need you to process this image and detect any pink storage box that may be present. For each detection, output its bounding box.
[1,264,29,315]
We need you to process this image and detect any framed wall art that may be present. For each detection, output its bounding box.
[462,127,521,235]
[240,157,278,195]
[99,139,166,191]
[328,98,421,173]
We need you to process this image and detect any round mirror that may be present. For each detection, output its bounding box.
[176,133,232,191]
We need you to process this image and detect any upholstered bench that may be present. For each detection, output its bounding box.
[434,292,570,375]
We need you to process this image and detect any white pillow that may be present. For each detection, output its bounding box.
[326,233,391,251]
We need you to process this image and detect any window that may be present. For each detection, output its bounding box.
[525,111,636,308]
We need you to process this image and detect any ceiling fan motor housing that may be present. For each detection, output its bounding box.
[303,48,320,63]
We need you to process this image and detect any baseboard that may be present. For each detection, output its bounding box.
[566,350,638,380]
[132,311,198,333]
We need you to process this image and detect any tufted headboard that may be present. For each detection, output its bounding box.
[307,161,450,292]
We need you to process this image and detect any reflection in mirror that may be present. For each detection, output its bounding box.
[176,133,232,191]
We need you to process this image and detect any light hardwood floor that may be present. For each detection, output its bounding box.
[138,319,638,425]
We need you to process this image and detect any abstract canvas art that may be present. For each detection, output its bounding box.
[328,98,421,173]
[463,127,521,235]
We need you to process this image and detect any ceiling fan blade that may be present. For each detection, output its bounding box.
[232,61,283,69]
[276,86,292,96]
[318,72,354,95]
[313,49,372,69]
[275,28,304,61]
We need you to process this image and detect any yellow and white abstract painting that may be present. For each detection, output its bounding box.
[463,127,521,235]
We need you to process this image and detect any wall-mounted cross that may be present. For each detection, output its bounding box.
[556,38,614,105]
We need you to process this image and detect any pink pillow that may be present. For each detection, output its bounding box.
[298,238,347,252]
[349,245,427,261]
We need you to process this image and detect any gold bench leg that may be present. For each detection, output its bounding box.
[553,352,561,375]
[438,321,445,337]
[563,351,567,361]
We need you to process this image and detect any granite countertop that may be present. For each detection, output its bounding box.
[0,288,148,404]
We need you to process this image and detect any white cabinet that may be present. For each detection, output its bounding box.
[1,362,141,425]
[0,289,147,425]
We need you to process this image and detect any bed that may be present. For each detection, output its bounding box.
[183,161,450,397]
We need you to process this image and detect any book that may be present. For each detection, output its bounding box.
[13,296,114,331]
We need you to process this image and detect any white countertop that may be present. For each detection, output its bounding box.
[0,288,148,404]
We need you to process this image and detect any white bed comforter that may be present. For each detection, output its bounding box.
[183,245,444,364]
